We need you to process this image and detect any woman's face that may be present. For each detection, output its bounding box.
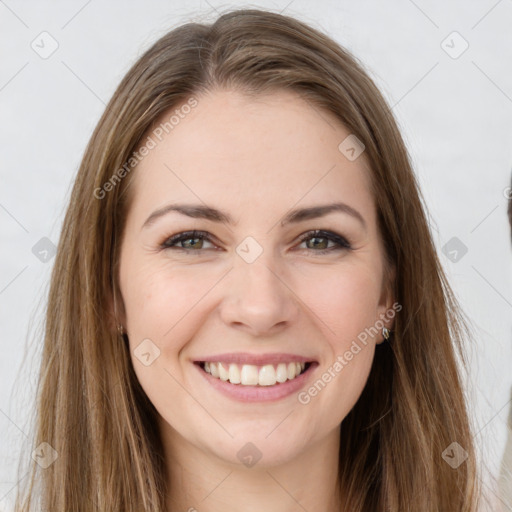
[118,88,395,467]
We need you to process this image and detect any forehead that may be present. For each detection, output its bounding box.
[126,88,375,227]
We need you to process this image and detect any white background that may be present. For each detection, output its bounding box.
[1,0,512,510]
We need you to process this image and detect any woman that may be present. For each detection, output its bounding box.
[15,8,482,511]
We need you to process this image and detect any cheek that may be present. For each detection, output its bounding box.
[298,263,382,349]
[120,261,211,407]
[120,259,224,380]
[121,256,206,336]
[292,266,380,420]
[122,254,382,362]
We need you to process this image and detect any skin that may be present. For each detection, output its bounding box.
[117,88,395,512]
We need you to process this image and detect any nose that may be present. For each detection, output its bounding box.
[219,250,300,337]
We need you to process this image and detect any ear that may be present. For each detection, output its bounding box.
[107,281,126,334]
[375,263,396,345]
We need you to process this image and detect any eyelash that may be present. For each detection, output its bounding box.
[160,229,352,255]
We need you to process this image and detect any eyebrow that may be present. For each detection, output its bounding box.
[141,202,367,231]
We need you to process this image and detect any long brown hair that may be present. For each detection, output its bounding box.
[14,7,483,510]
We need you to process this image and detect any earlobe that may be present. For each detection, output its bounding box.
[375,325,393,345]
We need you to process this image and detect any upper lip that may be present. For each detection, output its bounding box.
[193,352,316,365]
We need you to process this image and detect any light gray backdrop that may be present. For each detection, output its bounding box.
[1,1,511,510]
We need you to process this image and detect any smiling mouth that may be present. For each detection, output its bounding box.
[196,361,313,386]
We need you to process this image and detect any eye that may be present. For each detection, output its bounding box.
[296,230,352,254]
[161,230,216,251]
[160,229,352,254]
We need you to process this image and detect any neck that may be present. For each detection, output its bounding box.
[160,422,342,512]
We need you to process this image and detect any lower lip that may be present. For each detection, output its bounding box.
[194,362,318,402]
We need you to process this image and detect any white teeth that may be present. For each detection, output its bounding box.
[228,364,241,384]
[218,362,229,381]
[240,364,259,385]
[203,361,309,386]
[259,364,276,386]
[276,363,288,383]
